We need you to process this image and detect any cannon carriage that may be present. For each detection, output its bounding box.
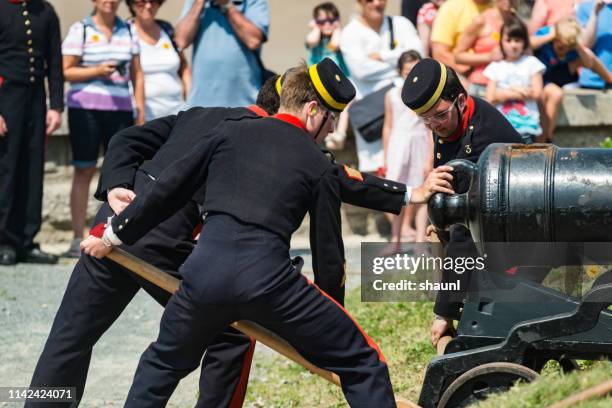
[420,144,612,408]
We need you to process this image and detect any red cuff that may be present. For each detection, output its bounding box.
[90,223,106,238]
[191,223,202,240]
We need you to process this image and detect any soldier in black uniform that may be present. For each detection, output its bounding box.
[81,59,453,407]
[27,80,277,408]
[0,0,63,265]
[401,58,524,347]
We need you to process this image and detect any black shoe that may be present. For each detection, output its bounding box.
[0,245,17,266]
[18,245,58,265]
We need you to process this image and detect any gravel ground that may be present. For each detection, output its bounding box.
[0,235,377,407]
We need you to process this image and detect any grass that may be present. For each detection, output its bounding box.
[476,361,612,408]
[244,287,611,408]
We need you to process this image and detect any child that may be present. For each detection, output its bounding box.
[382,50,433,250]
[306,2,350,150]
[416,0,446,57]
[483,16,545,144]
[532,16,612,142]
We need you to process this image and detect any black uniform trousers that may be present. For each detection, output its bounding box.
[0,81,46,251]
[125,213,395,408]
[28,171,255,408]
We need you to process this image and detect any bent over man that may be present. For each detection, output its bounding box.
[400,58,524,347]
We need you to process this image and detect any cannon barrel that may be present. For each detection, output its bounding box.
[429,144,612,243]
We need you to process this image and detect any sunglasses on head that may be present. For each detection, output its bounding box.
[316,17,338,25]
[134,0,161,6]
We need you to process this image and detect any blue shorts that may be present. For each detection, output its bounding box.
[67,108,133,168]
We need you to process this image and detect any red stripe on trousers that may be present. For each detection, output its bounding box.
[228,337,256,408]
[302,276,387,364]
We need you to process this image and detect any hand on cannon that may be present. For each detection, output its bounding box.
[410,165,454,204]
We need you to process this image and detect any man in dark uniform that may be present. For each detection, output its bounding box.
[31,71,453,407]
[401,58,523,347]
[81,58,453,407]
[27,79,277,408]
[0,0,63,265]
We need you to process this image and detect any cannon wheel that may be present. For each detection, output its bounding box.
[437,362,539,408]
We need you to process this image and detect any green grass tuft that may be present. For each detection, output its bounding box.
[476,361,612,408]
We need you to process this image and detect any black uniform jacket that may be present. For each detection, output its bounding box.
[111,114,352,303]
[0,0,63,110]
[94,106,260,201]
[433,96,523,318]
[95,107,407,214]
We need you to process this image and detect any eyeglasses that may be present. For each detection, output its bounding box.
[420,99,457,125]
[324,108,337,124]
[315,17,338,25]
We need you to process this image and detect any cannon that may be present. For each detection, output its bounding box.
[428,143,612,246]
[419,144,612,408]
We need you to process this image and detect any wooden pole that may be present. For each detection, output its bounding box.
[436,335,453,356]
[106,248,420,408]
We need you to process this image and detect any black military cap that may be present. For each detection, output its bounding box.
[401,58,448,114]
[307,58,355,112]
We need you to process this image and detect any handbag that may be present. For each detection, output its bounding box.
[348,16,396,143]
[254,51,277,84]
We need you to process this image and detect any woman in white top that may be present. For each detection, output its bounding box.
[127,0,191,121]
[340,0,423,173]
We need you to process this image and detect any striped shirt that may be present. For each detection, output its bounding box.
[62,16,139,112]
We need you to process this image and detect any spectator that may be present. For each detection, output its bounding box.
[0,0,63,265]
[416,0,446,57]
[382,51,432,250]
[127,0,192,121]
[305,1,350,150]
[528,0,578,35]
[62,0,145,257]
[306,2,348,73]
[430,0,493,77]
[175,0,269,108]
[341,0,423,174]
[402,0,429,26]
[484,16,545,144]
[532,16,611,142]
[454,0,516,97]
[577,0,611,89]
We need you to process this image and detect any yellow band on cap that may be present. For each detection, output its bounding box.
[308,64,347,111]
[275,76,282,96]
[413,61,447,115]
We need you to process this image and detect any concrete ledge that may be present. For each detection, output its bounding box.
[557,88,612,127]
[555,89,612,148]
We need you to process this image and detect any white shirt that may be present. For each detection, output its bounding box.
[340,16,423,172]
[483,55,546,117]
[138,29,184,121]
[341,16,423,98]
